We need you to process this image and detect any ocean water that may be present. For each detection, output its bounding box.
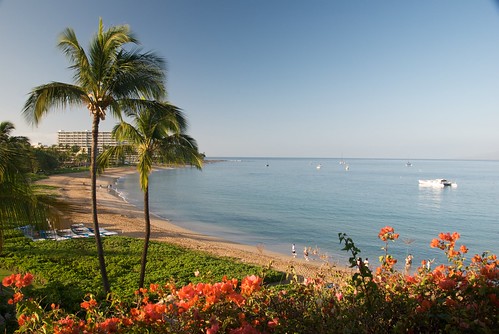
[116,158,499,268]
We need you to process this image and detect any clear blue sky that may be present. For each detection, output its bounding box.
[1,0,499,159]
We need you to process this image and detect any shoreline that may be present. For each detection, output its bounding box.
[37,166,353,282]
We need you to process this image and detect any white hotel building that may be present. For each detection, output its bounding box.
[57,130,121,153]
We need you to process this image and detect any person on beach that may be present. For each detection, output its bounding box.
[292,244,296,257]
[426,258,435,271]
[364,258,369,268]
[405,254,413,273]
[357,257,363,270]
[303,247,309,261]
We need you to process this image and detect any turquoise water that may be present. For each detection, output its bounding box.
[117,158,499,268]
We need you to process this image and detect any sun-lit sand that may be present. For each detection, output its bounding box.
[37,167,352,282]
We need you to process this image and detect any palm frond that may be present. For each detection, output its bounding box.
[97,145,130,174]
[113,121,143,144]
[22,83,87,125]
[58,28,92,88]
[111,50,166,100]
[157,134,203,170]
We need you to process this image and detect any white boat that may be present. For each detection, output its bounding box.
[418,179,457,188]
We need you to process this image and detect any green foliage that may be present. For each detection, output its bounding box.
[0,234,282,313]
[32,149,60,173]
[1,228,497,333]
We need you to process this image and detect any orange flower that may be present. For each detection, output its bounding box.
[430,238,441,248]
[21,273,33,287]
[2,275,14,287]
[8,292,24,304]
[54,316,79,334]
[80,298,98,310]
[378,226,399,241]
[459,245,468,254]
[240,275,262,296]
[143,303,166,321]
[405,275,419,285]
[95,317,120,333]
[17,314,29,327]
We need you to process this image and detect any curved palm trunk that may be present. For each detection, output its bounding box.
[139,184,150,288]
[91,115,110,293]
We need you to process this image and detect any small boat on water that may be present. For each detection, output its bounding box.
[418,179,457,188]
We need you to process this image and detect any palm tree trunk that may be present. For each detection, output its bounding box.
[139,184,150,289]
[91,114,110,293]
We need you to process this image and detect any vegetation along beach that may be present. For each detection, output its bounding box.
[1,3,498,333]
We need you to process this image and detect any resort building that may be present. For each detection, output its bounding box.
[57,130,121,154]
[57,130,136,165]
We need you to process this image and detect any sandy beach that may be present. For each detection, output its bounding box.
[38,167,352,283]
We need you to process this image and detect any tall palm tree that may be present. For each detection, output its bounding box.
[0,121,63,253]
[22,19,166,293]
[98,100,203,288]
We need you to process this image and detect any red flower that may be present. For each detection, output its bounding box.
[229,323,260,334]
[438,278,456,290]
[95,317,120,333]
[489,293,499,307]
[207,322,220,334]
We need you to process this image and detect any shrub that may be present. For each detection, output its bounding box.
[2,229,498,333]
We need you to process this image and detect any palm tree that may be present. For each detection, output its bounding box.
[98,100,203,288]
[0,121,64,253]
[22,19,166,293]
[0,121,32,251]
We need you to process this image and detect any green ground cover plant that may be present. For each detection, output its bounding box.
[0,232,283,314]
[1,228,497,333]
